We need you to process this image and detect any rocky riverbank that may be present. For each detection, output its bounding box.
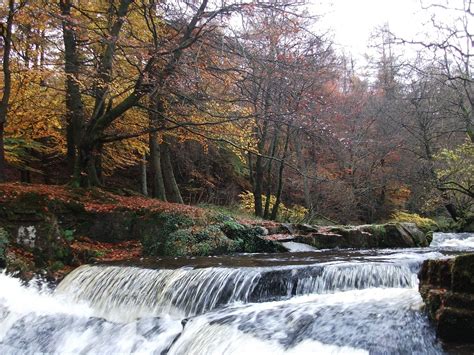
[0,183,433,280]
[419,253,474,343]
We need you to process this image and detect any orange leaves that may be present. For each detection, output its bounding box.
[71,237,142,262]
[0,182,205,218]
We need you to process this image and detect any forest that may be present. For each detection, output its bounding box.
[0,0,473,226]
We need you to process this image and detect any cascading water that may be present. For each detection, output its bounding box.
[1,231,473,354]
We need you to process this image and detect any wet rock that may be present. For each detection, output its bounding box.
[295,223,318,234]
[419,254,474,343]
[278,222,428,249]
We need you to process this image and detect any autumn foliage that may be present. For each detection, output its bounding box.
[0,0,472,224]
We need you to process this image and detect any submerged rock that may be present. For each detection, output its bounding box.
[419,253,474,343]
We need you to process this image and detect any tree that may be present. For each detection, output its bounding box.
[0,0,16,181]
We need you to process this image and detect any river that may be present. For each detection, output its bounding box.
[1,232,473,354]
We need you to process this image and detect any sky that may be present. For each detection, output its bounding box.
[314,0,431,59]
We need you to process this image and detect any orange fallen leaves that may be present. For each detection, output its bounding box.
[71,236,142,261]
[0,182,204,218]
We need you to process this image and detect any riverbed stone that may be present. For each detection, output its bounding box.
[419,253,474,343]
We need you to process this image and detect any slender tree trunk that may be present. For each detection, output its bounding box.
[253,120,269,217]
[271,125,291,221]
[149,132,166,200]
[295,134,314,215]
[141,153,148,196]
[0,0,15,182]
[161,138,183,203]
[263,130,279,219]
[148,94,167,200]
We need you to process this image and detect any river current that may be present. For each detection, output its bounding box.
[1,232,473,354]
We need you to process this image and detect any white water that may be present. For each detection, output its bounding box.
[281,242,317,252]
[0,232,473,354]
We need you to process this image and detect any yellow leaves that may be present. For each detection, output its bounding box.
[5,67,66,166]
[391,211,438,233]
[238,190,308,222]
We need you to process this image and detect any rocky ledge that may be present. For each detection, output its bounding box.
[257,222,430,249]
[419,254,474,343]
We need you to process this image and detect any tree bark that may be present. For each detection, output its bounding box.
[271,125,291,221]
[0,123,5,182]
[141,153,148,196]
[60,0,85,175]
[0,0,15,182]
[148,93,167,200]
[253,120,269,217]
[161,138,183,204]
[263,129,279,219]
[149,132,167,200]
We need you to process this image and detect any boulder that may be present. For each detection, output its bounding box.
[419,254,474,343]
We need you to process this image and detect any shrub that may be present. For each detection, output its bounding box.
[238,191,308,223]
[391,211,438,233]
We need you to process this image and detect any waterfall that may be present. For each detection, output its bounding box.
[56,262,418,319]
[3,232,474,354]
[0,272,182,354]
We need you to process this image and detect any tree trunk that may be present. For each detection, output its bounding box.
[253,120,269,217]
[263,130,279,219]
[0,0,15,182]
[148,93,167,200]
[95,142,103,184]
[60,0,85,174]
[271,125,291,221]
[445,203,459,221]
[73,141,101,187]
[161,139,183,204]
[0,123,5,182]
[149,131,166,200]
[141,153,148,196]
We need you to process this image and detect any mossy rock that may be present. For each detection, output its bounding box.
[220,221,285,253]
[0,227,10,268]
[140,212,195,256]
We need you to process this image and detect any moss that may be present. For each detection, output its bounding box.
[141,212,195,256]
[158,225,239,257]
[49,261,65,272]
[371,224,387,237]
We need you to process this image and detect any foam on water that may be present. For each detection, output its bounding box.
[169,288,441,354]
[430,232,474,249]
[281,242,317,252]
[0,272,182,354]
